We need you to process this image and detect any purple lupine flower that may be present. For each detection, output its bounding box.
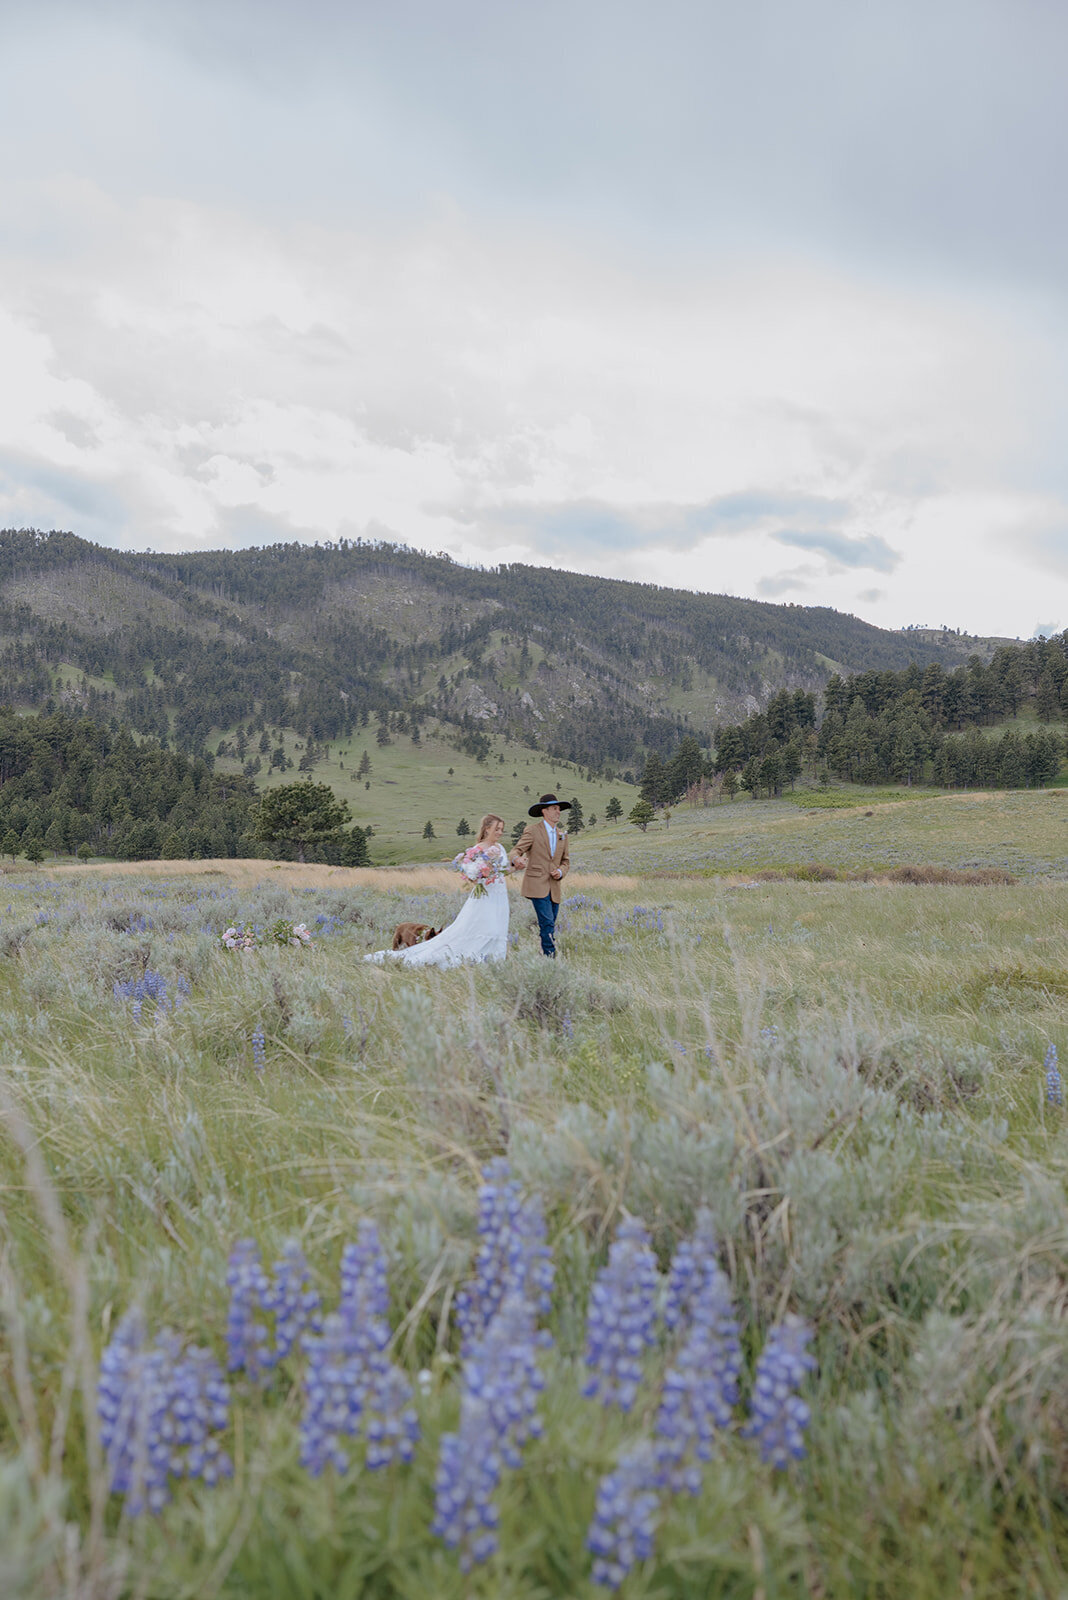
[587,1440,665,1590]
[583,1216,660,1410]
[251,1027,266,1072]
[300,1224,419,1475]
[463,1294,548,1469]
[455,1159,554,1352]
[364,1363,421,1470]
[265,1242,322,1362]
[655,1268,742,1493]
[97,1310,232,1516]
[742,1315,816,1468]
[299,1310,378,1475]
[340,1219,391,1325]
[338,1221,420,1468]
[114,970,171,1013]
[225,1240,273,1382]
[167,1343,233,1489]
[432,1294,548,1571]
[1045,1043,1063,1106]
[513,1191,554,1320]
[663,1208,720,1333]
[226,1239,320,1382]
[97,1310,166,1514]
[433,1429,502,1571]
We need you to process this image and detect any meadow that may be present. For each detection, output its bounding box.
[582,784,1068,881]
[221,719,636,863]
[1,791,1067,1598]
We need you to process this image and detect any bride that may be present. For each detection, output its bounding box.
[364,814,519,969]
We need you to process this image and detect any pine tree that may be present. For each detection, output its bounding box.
[422,820,436,839]
[628,798,655,831]
[254,781,351,864]
[665,736,705,800]
[640,753,668,806]
[341,826,370,867]
[457,817,471,836]
[605,795,623,821]
[1036,671,1059,722]
[1,829,18,860]
[758,751,783,797]
[568,797,585,833]
[780,739,803,789]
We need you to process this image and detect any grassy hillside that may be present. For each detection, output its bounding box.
[294,777,1063,882]
[228,720,637,862]
[574,784,1068,880]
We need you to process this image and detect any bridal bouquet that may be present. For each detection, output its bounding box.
[451,843,507,899]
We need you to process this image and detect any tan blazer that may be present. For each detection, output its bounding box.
[511,819,570,903]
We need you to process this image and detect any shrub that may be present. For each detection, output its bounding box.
[497,952,629,1033]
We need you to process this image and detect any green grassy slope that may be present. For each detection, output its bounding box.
[213,720,638,863]
[556,784,1068,880]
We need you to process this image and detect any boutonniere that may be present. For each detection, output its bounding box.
[558,829,568,839]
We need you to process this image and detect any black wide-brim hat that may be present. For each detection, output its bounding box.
[528,792,572,817]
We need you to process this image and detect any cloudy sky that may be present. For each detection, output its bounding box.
[2,0,1067,636]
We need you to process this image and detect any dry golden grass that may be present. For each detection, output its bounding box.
[39,857,640,893]
[560,870,640,891]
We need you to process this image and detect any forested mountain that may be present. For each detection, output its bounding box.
[0,708,257,861]
[0,528,980,774]
[708,646,1068,797]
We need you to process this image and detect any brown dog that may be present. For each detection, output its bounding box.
[391,922,441,951]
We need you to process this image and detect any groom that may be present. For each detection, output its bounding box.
[510,793,571,957]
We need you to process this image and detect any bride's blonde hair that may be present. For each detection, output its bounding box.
[476,813,505,843]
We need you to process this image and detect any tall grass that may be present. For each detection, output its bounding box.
[0,868,1065,1597]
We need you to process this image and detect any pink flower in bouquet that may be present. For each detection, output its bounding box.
[450,841,509,898]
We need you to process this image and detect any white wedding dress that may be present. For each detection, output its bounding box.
[364,844,510,968]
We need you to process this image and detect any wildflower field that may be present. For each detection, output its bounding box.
[1,822,1067,1597]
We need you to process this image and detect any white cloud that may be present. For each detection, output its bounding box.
[1,187,1065,639]
[2,4,1068,637]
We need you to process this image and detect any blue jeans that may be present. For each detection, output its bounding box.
[529,894,559,957]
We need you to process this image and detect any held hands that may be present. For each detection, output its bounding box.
[506,852,560,876]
